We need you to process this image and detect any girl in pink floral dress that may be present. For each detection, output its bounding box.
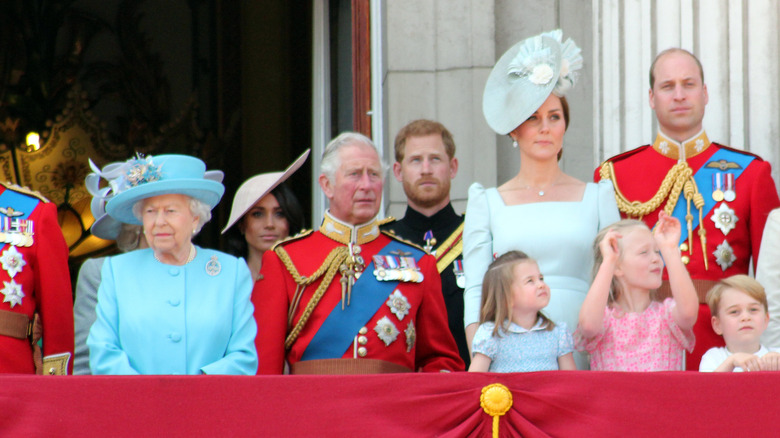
[576,212,698,371]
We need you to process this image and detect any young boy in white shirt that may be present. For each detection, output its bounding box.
[700,275,780,372]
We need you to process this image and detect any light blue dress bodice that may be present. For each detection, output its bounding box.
[88,247,258,375]
[463,180,620,369]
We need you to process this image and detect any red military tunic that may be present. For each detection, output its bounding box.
[0,184,74,374]
[254,212,464,374]
[596,131,780,370]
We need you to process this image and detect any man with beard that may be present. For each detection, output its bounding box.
[381,120,469,367]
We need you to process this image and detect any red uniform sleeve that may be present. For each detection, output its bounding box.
[253,249,290,374]
[413,254,465,372]
[749,160,780,268]
[35,202,75,373]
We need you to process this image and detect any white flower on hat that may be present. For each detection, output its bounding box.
[529,64,555,85]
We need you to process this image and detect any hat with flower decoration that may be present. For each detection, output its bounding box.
[103,154,225,225]
[482,29,583,135]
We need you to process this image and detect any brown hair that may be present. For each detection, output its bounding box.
[649,48,704,89]
[394,119,456,163]
[591,219,653,304]
[706,275,768,316]
[479,250,555,337]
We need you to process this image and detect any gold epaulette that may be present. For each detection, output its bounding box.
[380,230,428,254]
[377,216,396,226]
[270,229,313,251]
[0,181,50,203]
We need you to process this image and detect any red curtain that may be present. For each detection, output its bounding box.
[3,371,777,436]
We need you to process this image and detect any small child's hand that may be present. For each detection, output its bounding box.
[653,211,681,250]
[731,352,762,372]
[759,352,780,371]
[599,229,621,264]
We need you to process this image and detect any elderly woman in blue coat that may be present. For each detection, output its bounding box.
[87,154,258,375]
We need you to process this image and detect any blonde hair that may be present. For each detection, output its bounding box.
[592,219,655,304]
[706,275,768,316]
[479,250,555,337]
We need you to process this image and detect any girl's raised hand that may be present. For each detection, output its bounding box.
[653,211,681,249]
[599,229,621,264]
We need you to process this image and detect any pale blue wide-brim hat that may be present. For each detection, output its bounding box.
[482,30,582,135]
[106,154,225,225]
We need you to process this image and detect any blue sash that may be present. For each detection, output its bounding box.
[300,240,423,361]
[670,148,754,245]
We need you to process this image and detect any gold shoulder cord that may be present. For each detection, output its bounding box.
[600,161,708,269]
[435,223,464,274]
[275,245,350,349]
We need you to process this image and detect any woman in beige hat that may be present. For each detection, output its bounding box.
[222,150,309,281]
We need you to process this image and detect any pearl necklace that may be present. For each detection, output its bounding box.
[154,244,197,265]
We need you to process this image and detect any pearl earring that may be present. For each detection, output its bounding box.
[512,140,518,148]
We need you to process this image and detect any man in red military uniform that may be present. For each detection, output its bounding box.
[255,132,464,374]
[596,48,780,370]
[0,182,74,374]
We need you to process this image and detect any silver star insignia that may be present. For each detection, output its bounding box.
[1,279,24,308]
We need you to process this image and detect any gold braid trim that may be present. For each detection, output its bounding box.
[599,161,692,219]
[274,245,350,350]
[600,159,708,268]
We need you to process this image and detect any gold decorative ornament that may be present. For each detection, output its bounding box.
[480,383,513,438]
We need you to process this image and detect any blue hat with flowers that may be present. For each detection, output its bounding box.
[104,154,225,225]
[482,29,583,135]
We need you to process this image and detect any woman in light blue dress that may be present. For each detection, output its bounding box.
[464,30,619,369]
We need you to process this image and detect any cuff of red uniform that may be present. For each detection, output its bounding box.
[42,352,71,375]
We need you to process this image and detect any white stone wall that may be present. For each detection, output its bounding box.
[382,0,780,218]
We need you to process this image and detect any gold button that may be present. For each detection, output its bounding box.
[679,242,689,252]
[357,347,367,357]
[681,255,690,265]
[358,327,368,335]
[48,368,56,375]
[358,336,368,345]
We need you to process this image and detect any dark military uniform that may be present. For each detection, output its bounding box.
[381,204,469,367]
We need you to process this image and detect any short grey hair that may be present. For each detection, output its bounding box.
[116,224,143,252]
[320,132,387,182]
[132,196,212,236]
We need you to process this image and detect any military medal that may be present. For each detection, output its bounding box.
[453,259,465,289]
[711,203,738,235]
[372,252,424,283]
[405,321,416,353]
[386,289,411,320]
[0,279,24,308]
[714,240,736,271]
[374,316,399,346]
[723,173,736,202]
[0,246,26,278]
[423,230,437,254]
[205,255,221,276]
[0,217,34,247]
[711,173,724,202]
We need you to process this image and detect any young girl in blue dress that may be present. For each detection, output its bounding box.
[468,251,576,372]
